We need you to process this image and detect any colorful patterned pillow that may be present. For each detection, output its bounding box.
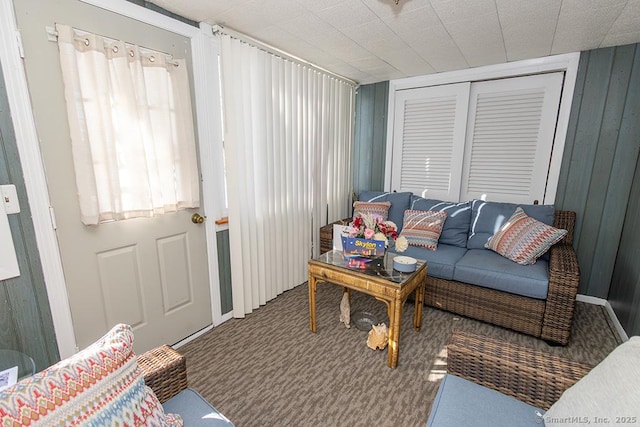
[400,210,448,250]
[0,324,182,426]
[485,206,567,265]
[353,201,391,221]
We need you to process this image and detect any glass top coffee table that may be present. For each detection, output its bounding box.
[308,250,427,368]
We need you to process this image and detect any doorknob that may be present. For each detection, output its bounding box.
[191,213,205,224]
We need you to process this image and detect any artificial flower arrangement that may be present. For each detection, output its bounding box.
[347,213,408,253]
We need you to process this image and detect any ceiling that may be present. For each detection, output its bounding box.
[151,0,640,85]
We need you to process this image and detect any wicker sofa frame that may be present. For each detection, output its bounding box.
[445,329,592,410]
[319,210,580,345]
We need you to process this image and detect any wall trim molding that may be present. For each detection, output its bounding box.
[576,294,629,342]
[0,0,77,358]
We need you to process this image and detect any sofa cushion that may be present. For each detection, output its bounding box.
[359,191,412,231]
[0,324,179,426]
[426,374,544,427]
[486,207,567,265]
[543,337,640,426]
[163,388,235,426]
[410,196,471,248]
[400,210,447,250]
[390,243,467,280]
[467,200,555,249]
[452,249,549,299]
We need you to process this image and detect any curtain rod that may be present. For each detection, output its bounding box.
[211,24,357,87]
[45,25,180,67]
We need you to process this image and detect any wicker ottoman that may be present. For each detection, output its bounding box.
[137,344,188,403]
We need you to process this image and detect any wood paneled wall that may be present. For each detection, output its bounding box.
[353,81,388,197]
[0,66,59,371]
[555,43,640,305]
[216,229,233,315]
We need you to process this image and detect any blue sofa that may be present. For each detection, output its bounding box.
[427,330,639,426]
[357,191,580,345]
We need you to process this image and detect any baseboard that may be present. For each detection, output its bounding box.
[576,294,629,342]
[171,311,234,349]
[172,324,214,349]
[218,311,233,324]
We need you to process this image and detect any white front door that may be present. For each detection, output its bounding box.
[14,0,213,353]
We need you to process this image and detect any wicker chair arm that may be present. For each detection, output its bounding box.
[541,243,581,344]
[553,210,576,246]
[446,330,592,409]
[137,345,188,404]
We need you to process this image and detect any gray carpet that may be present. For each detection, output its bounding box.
[179,283,622,427]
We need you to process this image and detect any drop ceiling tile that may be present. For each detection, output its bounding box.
[375,47,436,75]
[315,2,382,28]
[151,0,238,21]
[443,13,506,67]
[214,2,274,34]
[561,0,628,9]
[607,0,640,34]
[294,0,345,13]
[279,13,343,46]
[350,56,393,70]
[430,0,497,23]
[256,1,308,24]
[496,0,561,60]
[552,3,627,53]
[339,20,398,45]
[383,5,467,71]
[601,30,640,47]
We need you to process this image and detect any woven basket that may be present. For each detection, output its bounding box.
[319,217,352,254]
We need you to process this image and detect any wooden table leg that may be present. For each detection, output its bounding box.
[309,275,317,333]
[387,295,402,368]
[414,281,425,331]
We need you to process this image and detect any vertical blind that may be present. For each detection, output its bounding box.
[56,24,200,225]
[219,34,355,317]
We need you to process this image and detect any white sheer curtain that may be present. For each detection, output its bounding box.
[56,24,200,225]
[220,35,355,317]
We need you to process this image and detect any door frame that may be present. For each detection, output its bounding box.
[0,0,226,358]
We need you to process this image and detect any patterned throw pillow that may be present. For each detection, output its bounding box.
[0,324,181,426]
[353,201,391,221]
[400,210,448,250]
[485,206,567,265]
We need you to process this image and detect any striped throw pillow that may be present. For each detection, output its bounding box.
[400,210,448,250]
[353,201,391,221]
[485,206,567,265]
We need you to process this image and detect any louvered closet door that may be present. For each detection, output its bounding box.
[391,83,470,200]
[460,73,563,204]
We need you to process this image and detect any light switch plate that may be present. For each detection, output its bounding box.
[0,184,20,214]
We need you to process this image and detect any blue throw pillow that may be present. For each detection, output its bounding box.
[410,196,471,248]
[359,191,412,232]
[467,199,555,249]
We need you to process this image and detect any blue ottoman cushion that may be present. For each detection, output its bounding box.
[162,388,234,426]
[427,374,544,427]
